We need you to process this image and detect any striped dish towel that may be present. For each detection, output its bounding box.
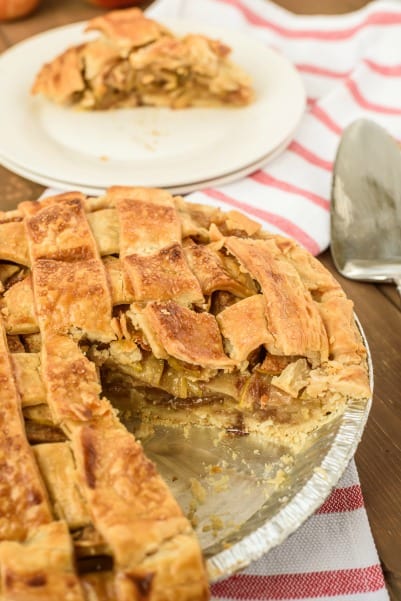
[210,461,388,601]
[149,0,401,256]
[146,1,392,599]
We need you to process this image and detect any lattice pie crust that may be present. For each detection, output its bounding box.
[0,188,369,600]
[32,9,254,110]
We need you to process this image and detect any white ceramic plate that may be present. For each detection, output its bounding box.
[0,20,305,191]
[0,128,295,196]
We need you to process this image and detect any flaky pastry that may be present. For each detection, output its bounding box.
[0,187,370,600]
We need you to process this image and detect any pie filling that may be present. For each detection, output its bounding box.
[97,344,341,433]
[0,187,370,601]
[32,8,254,110]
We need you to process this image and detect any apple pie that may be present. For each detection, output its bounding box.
[32,8,254,110]
[0,187,370,600]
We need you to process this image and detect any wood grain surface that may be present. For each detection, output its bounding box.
[1,1,400,599]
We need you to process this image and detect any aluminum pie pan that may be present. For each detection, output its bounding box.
[133,316,372,583]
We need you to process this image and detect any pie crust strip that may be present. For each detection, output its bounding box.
[112,187,204,305]
[72,420,209,601]
[0,320,52,542]
[224,237,329,365]
[0,521,85,601]
[19,193,209,600]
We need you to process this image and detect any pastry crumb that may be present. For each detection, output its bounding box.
[208,465,222,475]
[202,514,224,536]
[190,478,207,505]
[268,469,287,486]
[211,475,230,494]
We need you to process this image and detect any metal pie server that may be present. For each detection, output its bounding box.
[331,119,401,298]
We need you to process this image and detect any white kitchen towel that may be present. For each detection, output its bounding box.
[148,0,401,256]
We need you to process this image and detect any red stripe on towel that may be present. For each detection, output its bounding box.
[316,485,364,514]
[346,78,401,114]
[250,171,330,210]
[288,141,333,171]
[216,0,401,40]
[202,188,320,255]
[211,565,386,599]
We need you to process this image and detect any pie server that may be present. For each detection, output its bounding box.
[331,118,401,298]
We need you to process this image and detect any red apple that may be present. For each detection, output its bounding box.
[0,0,40,20]
[86,0,142,7]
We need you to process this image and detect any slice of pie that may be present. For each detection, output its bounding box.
[0,188,370,600]
[31,8,254,110]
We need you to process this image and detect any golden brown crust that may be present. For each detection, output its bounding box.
[114,188,182,256]
[1,275,38,335]
[72,420,187,564]
[0,521,85,601]
[42,334,111,424]
[103,256,134,306]
[11,353,46,407]
[274,235,341,294]
[0,322,52,541]
[33,443,91,529]
[183,240,250,297]
[175,197,223,239]
[18,183,211,598]
[22,194,115,341]
[115,533,210,600]
[224,210,262,237]
[217,294,273,362]
[143,300,235,369]
[21,195,97,262]
[85,8,171,49]
[124,244,204,305]
[32,259,115,341]
[82,39,120,81]
[225,237,329,365]
[31,45,85,105]
[0,210,23,223]
[115,190,203,305]
[318,290,367,365]
[19,193,86,217]
[87,208,120,256]
[0,222,29,266]
[71,420,209,598]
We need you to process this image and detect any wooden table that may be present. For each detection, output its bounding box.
[1,1,400,598]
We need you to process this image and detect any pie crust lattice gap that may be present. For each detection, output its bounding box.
[0,187,370,601]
